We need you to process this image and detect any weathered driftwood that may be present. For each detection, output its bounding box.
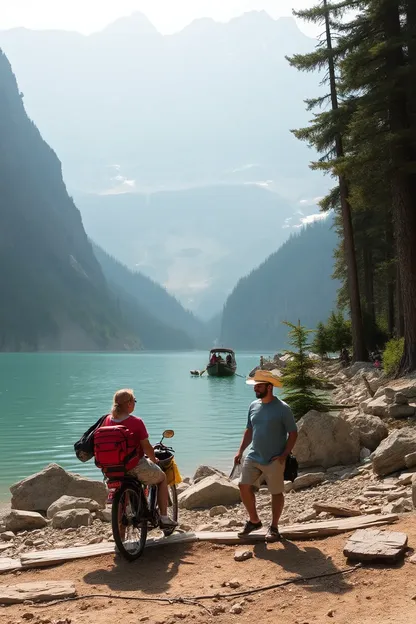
[312,502,362,517]
[0,557,22,573]
[15,513,399,570]
[344,528,408,562]
[0,581,76,605]
[362,374,376,398]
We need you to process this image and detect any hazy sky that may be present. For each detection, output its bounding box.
[4,0,319,36]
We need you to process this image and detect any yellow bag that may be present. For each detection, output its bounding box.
[165,458,182,486]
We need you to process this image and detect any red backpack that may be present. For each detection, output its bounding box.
[94,425,139,477]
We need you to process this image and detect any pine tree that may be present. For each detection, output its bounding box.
[312,322,332,358]
[326,310,352,353]
[281,321,331,420]
[287,0,367,363]
[338,0,416,372]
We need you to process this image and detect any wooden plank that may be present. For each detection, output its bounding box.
[195,514,399,543]
[0,557,22,574]
[18,514,399,570]
[344,528,408,562]
[21,532,198,569]
[0,581,76,605]
[312,502,362,517]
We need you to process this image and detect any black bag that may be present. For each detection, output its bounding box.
[74,414,107,462]
[284,453,298,482]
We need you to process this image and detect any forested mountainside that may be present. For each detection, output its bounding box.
[0,49,194,351]
[220,219,339,350]
[93,244,209,347]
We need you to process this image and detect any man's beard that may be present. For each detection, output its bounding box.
[255,389,268,399]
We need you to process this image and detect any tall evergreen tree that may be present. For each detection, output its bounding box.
[339,0,416,372]
[287,0,367,362]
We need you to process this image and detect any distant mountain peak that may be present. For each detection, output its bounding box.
[99,12,159,36]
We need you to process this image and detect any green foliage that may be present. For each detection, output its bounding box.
[383,338,404,376]
[326,311,352,352]
[281,320,331,420]
[312,322,332,358]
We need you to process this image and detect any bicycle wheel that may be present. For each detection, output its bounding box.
[112,485,147,561]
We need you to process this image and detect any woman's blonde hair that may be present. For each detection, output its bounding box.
[111,388,135,418]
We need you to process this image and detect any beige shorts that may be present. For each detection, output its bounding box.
[239,458,285,495]
[128,457,165,485]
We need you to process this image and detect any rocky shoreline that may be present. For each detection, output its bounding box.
[1,361,416,564]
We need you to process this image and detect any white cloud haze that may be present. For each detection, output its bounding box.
[3,0,319,36]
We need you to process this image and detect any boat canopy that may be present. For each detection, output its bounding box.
[210,348,235,354]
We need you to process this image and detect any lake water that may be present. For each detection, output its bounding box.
[0,351,273,501]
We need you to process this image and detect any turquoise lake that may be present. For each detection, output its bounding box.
[0,351,276,500]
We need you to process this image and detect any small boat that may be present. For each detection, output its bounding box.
[206,348,237,377]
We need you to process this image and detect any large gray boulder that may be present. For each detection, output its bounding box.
[365,396,389,418]
[192,465,227,483]
[47,495,101,519]
[345,412,389,452]
[10,463,107,512]
[178,475,240,510]
[4,510,48,533]
[372,428,416,476]
[292,472,325,491]
[52,508,92,529]
[294,411,360,469]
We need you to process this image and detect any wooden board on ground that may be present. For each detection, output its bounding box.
[312,502,362,517]
[21,532,198,569]
[0,581,76,605]
[17,514,398,570]
[196,514,399,543]
[0,557,22,573]
[344,528,408,562]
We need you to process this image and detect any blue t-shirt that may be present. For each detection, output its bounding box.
[246,397,297,464]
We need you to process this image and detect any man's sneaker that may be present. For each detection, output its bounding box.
[265,525,282,542]
[237,520,263,537]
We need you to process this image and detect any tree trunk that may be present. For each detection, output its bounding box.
[362,244,375,323]
[324,0,367,362]
[395,264,405,337]
[383,1,416,372]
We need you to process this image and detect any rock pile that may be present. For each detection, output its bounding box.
[0,367,415,563]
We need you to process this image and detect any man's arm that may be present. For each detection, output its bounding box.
[234,428,253,464]
[140,438,157,463]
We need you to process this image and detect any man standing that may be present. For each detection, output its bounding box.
[235,370,298,542]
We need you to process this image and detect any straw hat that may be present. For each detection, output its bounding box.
[245,369,283,388]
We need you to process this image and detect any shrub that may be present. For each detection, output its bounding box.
[383,337,404,376]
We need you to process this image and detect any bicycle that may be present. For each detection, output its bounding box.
[107,429,179,562]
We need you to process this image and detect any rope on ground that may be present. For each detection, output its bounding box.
[28,563,361,610]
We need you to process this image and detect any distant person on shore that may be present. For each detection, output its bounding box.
[98,389,177,530]
[259,355,264,369]
[234,371,298,542]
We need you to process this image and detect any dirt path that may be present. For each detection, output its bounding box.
[1,517,415,624]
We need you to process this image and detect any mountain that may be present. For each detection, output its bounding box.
[93,244,209,346]
[0,49,193,351]
[220,218,339,351]
[0,12,324,197]
[76,185,312,318]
